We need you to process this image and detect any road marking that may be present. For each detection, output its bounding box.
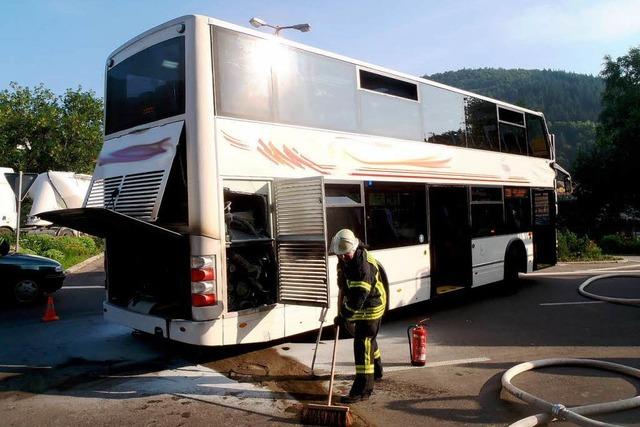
[384,357,491,373]
[0,364,52,369]
[540,301,605,306]
[95,390,137,395]
[590,264,640,272]
[525,269,640,277]
[61,285,104,289]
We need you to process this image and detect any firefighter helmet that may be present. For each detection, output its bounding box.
[330,229,359,255]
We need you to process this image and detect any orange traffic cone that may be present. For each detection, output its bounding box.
[42,295,60,322]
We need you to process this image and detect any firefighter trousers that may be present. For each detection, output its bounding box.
[343,318,383,396]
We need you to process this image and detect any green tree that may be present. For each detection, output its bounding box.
[0,82,103,174]
[426,68,604,171]
[573,46,640,234]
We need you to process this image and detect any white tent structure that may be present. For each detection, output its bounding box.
[26,171,91,230]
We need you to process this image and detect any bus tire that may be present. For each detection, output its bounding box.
[503,241,526,294]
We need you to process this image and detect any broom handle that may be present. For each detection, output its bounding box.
[311,307,328,372]
[327,324,339,406]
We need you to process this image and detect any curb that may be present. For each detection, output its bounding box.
[66,253,104,273]
[558,256,640,265]
[558,260,624,265]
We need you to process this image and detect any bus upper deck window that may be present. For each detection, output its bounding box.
[526,114,551,159]
[106,37,185,135]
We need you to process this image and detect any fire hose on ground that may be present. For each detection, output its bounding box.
[578,274,640,306]
[501,273,640,426]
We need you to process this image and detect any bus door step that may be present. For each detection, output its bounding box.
[436,285,465,295]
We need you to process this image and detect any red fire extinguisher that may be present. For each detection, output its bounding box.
[407,318,428,366]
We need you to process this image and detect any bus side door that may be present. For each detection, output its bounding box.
[429,186,472,294]
[532,189,557,267]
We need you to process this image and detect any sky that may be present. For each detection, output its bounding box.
[3,0,640,98]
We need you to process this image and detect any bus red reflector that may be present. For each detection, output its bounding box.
[191,294,217,307]
[191,267,215,282]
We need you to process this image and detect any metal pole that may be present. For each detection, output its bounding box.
[16,171,22,252]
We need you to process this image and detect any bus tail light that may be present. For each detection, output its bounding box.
[191,255,217,307]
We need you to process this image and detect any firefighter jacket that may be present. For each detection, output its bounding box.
[337,247,387,321]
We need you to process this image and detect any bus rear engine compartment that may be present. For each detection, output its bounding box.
[106,233,191,319]
[224,185,277,312]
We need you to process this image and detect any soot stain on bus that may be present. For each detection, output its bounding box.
[105,133,192,319]
[224,188,278,312]
[105,158,279,318]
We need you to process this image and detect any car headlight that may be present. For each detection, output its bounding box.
[55,265,63,272]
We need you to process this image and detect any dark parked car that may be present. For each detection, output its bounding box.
[0,239,66,303]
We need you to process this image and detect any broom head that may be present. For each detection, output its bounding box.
[301,403,351,426]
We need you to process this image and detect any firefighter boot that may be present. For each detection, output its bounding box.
[374,357,383,381]
[342,374,373,403]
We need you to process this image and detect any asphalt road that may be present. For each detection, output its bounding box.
[1,258,639,426]
[0,257,105,323]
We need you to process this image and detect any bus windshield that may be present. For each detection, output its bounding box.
[105,36,185,135]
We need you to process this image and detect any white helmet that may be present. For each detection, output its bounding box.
[330,229,359,255]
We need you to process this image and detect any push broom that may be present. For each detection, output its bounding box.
[301,324,351,426]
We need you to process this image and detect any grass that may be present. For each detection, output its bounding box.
[3,233,104,269]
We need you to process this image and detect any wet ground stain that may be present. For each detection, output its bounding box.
[204,347,371,426]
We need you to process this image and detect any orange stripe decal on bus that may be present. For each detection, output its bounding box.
[221,131,251,150]
[344,151,451,169]
[350,171,529,183]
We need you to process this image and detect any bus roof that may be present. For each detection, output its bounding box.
[108,14,546,119]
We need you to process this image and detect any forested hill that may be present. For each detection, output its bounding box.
[425,68,604,169]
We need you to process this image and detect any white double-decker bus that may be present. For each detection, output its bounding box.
[45,15,567,346]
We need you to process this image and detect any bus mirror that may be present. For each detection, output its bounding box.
[556,177,573,195]
[554,163,573,195]
[565,177,573,194]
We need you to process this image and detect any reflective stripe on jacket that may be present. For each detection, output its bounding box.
[339,248,387,321]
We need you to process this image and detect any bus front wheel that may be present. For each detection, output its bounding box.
[503,244,526,293]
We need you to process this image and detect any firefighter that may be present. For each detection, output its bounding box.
[331,228,387,403]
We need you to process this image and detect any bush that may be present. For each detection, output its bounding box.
[599,234,640,254]
[0,228,16,244]
[43,249,65,263]
[583,240,603,259]
[557,229,610,261]
[599,234,624,253]
[17,233,103,268]
[78,236,97,253]
[19,247,37,256]
[20,233,53,254]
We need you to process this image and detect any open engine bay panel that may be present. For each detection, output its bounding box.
[223,180,277,312]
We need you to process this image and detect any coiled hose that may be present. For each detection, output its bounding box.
[502,274,640,426]
[578,274,640,306]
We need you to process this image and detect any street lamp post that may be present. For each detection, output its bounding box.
[249,17,311,36]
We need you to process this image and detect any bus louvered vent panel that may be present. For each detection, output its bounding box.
[84,171,165,221]
[274,180,325,237]
[274,177,328,308]
[85,176,123,209]
[278,242,328,307]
